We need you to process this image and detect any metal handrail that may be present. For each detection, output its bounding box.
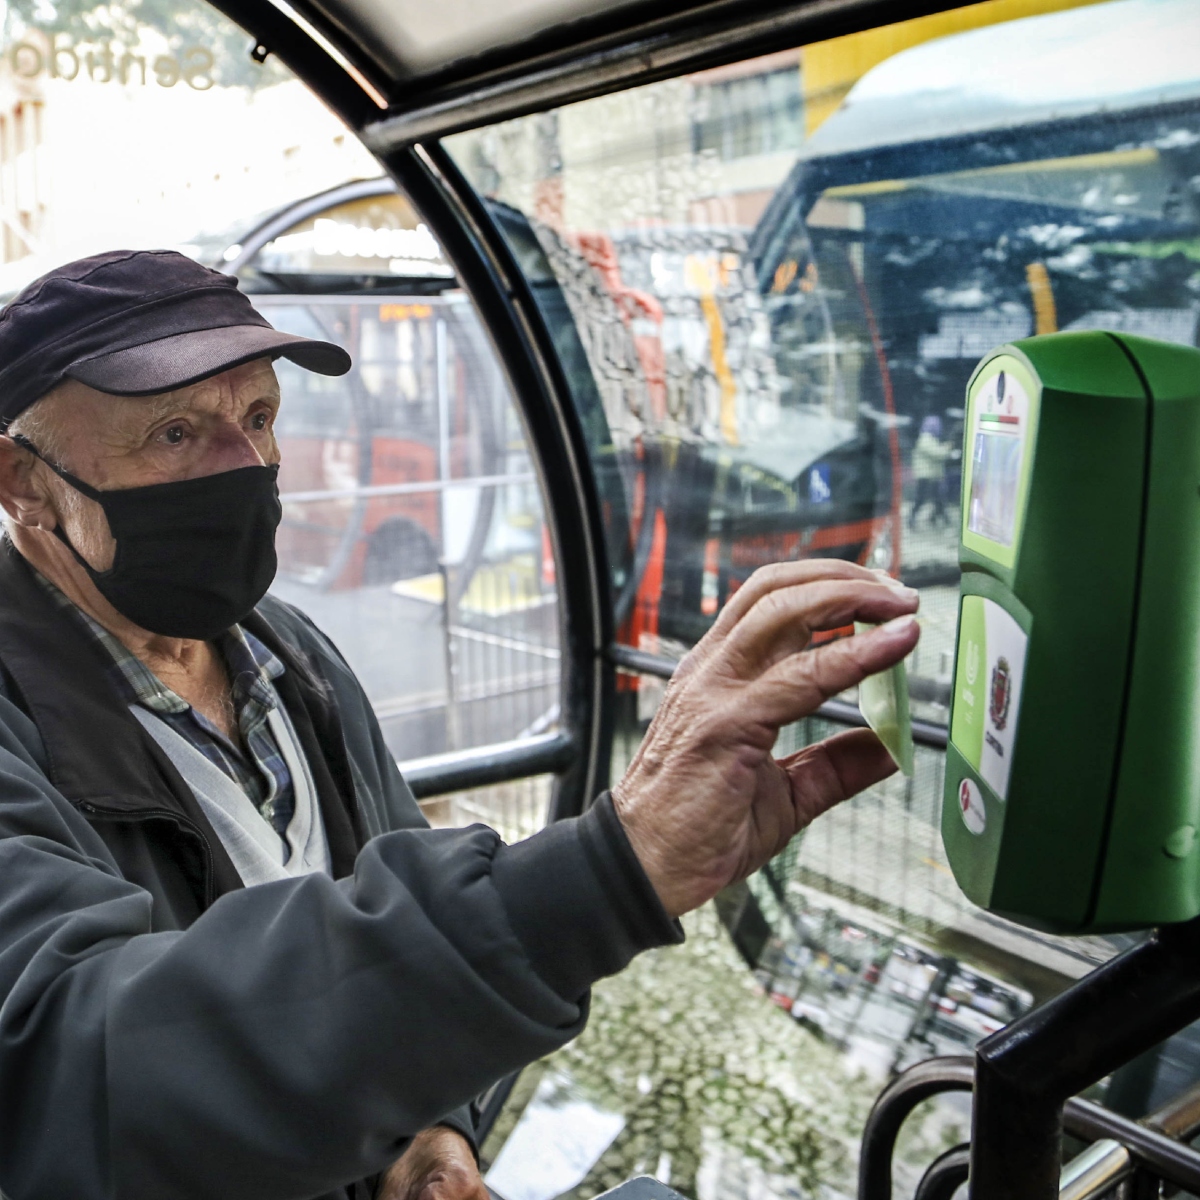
[399,730,576,799]
[914,1144,971,1200]
[857,1055,975,1200]
[608,643,950,750]
[969,912,1200,1200]
[1058,1139,1130,1200]
[857,1056,1200,1200]
[1063,1098,1200,1195]
[1144,1077,1200,1139]
[1052,1077,1200,1200]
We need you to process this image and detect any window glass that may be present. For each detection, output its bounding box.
[421,774,554,843]
[240,191,455,288]
[256,280,558,769]
[451,0,1200,1190]
[0,0,561,823]
[0,0,378,294]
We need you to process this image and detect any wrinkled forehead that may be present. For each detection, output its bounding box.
[40,356,281,431]
[153,356,282,410]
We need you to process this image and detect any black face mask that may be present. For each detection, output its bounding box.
[12,435,282,640]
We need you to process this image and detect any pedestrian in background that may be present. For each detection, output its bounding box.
[909,414,956,531]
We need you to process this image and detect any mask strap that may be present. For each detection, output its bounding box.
[7,432,106,574]
[9,433,105,501]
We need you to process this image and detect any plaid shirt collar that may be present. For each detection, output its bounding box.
[34,571,285,716]
[32,569,299,841]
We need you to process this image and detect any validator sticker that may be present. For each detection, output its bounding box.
[855,622,914,777]
[949,596,1027,800]
[958,777,986,835]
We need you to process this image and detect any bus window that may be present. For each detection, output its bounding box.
[448,0,1200,1192]
[457,117,898,657]
[0,0,377,294]
[0,0,562,834]
[234,189,455,291]
[232,189,561,801]
[263,293,556,758]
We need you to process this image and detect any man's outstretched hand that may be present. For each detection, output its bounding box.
[613,560,920,919]
[378,1127,488,1200]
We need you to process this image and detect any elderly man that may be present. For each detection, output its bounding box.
[0,250,919,1200]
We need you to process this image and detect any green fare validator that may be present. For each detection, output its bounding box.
[943,332,1200,934]
[855,622,914,778]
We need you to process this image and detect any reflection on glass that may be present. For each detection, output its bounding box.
[451,53,899,662]
[692,65,803,162]
[253,288,558,767]
[0,0,377,296]
[457,0,1200,1191]
[249,192,454,286]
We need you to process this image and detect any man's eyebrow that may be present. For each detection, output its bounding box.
[137,391,192,427]
[120,390,201,441]
[124,370,281,434]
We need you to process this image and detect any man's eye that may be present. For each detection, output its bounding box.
[250,412,269,431]
[163,425,186,445]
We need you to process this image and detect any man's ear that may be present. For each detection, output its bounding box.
[0,437,58,530]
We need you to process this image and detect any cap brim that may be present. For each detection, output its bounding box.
[66,324,351,395]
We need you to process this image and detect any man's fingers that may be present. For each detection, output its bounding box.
[679,560,891,673]
[710,559,888,638]
[778,727,898,825]
[720,578,918,676]
[748,614,920,727]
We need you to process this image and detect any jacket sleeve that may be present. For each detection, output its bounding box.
[0,707,680,1200]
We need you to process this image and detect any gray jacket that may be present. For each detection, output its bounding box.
[0,543,679,1199]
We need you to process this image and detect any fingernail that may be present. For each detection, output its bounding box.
[882,614,918,635]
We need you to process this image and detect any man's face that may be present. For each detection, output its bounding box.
[22,356,282,569]
[48,356,281,488]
